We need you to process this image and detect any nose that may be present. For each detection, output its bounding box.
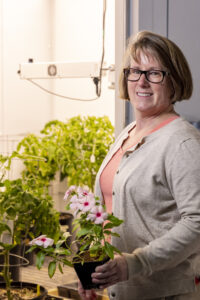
[138,73,149,85]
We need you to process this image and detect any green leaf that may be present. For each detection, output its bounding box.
[93,225,102,235]
[48,261,56,278]
[54,248,71,256]
[25,245,36,254]
[104,242,115,259]
[36,251,46,270]
[72,223,79,233]
[62,258,73,267]
[79,242,91,252]
[58,263,63,274]
[103,223,115,230]
[112,246,122,255]
[0,223,12,235]
[6,207,16,218]
[110,232,120,237]
[0,242,14,251]
[107,215,124,226]
[76,227,91,238]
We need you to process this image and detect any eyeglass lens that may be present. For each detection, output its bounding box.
[126,69,164,83]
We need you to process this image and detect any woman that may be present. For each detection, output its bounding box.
[79,31,200,300]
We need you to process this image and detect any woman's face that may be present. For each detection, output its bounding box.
[127,52,173,117]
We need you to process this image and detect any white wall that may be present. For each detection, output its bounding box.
[52,0,115,123]
[0,0,115,136]
[0,0,53,135]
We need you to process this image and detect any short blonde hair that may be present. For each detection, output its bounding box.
[119,31,193,103]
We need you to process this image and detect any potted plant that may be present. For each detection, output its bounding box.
[0,281,47,300]
[0,154,61,299]
[0,183,49,299]
[28,185,123,290]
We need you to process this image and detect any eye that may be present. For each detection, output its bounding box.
[130,69,141,74]
[149,70,161,76]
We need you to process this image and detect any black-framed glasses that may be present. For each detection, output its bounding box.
[123,68,170,84]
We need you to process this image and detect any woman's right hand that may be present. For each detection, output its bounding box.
[78,281,98,300]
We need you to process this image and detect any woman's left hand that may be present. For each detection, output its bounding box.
[91,254,128,289]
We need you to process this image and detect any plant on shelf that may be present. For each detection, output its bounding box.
[28,185,123,289]
[0,154,60,300]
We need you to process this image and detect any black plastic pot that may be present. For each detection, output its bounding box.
[0,246,22,282]
[20,244,34,266]
[57,282,81,299]
[0,281,47,299]
[57,281,108,299]
[59,212,73,247]
[73,256,109,290]
[45,296,63,300]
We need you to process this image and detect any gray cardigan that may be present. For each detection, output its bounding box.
[95,117,200,300]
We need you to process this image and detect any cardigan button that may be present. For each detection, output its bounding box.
[126,154,129,158]
[111,292,116,297]
[112,191,115,195]
[116,170,119,174]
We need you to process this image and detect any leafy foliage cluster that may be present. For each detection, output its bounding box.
[28,189,123,279]
[17,116,114,191]
[0,115,114,298]
[73,207,123,262]
[0,178,60,245]
[0,154,60,300]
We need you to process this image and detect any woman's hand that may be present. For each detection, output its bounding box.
[91,254,128,289]
[78,281,97,300]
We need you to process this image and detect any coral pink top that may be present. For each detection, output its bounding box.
[100,116,179,214]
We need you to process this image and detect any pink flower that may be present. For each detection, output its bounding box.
[69,194,81,213]
[29,235,54,248]
[64,185,76,200]
[87,206,108,224]
[77,187,90,198]
[79,194,95,212]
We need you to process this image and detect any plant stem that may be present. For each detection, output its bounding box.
[3,249,13,300]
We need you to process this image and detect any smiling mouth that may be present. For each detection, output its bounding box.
[137,92,153,97]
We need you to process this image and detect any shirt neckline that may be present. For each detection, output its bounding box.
[121,115,180,153]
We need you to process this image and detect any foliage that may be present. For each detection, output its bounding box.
[0,115,114,297]
[0,178,60,244]
[17,116,114,191]
[28,186,123,279]
[66,186,123,260]
[16,133,58,187]
[0,154,60,300]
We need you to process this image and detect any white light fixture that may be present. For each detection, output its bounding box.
[19,60,100,79]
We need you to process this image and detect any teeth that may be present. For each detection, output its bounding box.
[137,92,152,97]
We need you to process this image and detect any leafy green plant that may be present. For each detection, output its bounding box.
[17,116,114,191]
[0,115,114,297]
[0,178,60,244]
[16,134,58,187]
[0,154,61,300]
[28,185,123,279]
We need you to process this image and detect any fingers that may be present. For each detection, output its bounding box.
[78,280,97,300]
[91,255,128,289]
[94,260,117,280]
[95,259,117,273]
[92,266,119,289]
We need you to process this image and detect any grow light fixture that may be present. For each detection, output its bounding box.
[18,60,100,79]
[17,0,109,101]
